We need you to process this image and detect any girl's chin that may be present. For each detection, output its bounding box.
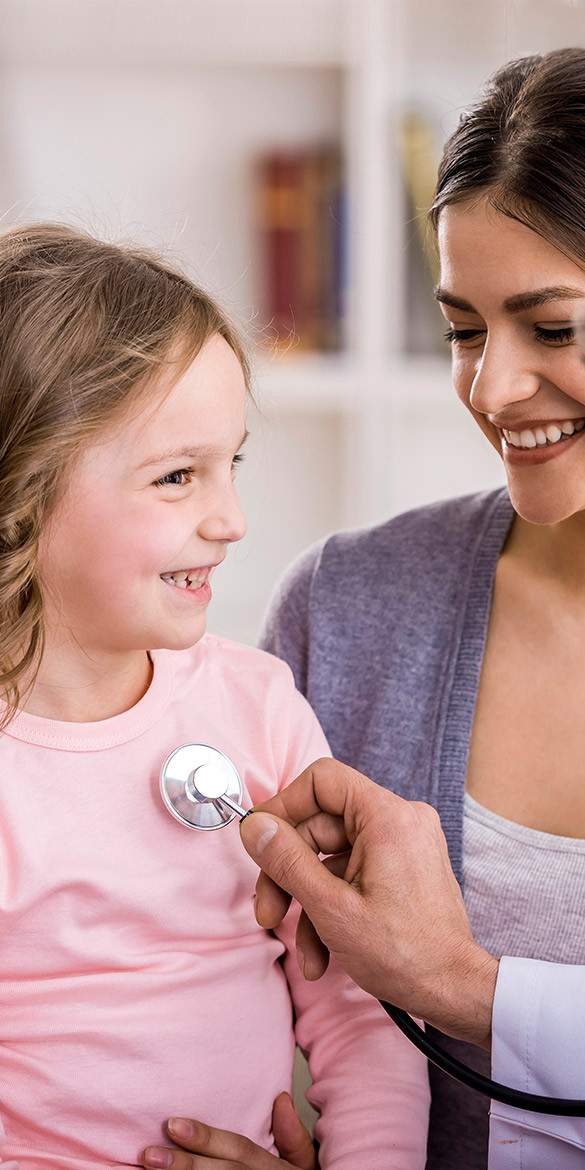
[151,618,208,652]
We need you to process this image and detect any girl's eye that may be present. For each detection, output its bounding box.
[534,324,575,346]
[231,452,246,472]
[154,468,193,488]
[443,327,485,346]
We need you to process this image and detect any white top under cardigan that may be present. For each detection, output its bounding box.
[463,794,585,1168]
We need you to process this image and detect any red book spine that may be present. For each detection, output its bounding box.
[256,147,344,353]
[257,152,307,349]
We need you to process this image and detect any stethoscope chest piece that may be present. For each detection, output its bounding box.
[160,743,245,831]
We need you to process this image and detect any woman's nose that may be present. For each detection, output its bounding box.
[468,336,540,417]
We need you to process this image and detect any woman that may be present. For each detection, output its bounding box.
[254,46,585,1169]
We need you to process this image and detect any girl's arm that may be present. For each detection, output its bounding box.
[271,687,430,1170]
[275,905,430,1170]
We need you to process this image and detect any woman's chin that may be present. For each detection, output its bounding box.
[507,482,585,526]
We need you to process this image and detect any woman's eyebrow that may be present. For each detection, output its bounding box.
[433,287,474,312]
[501,286,585,312]
[138,430,249,470]
[433,284,585,313]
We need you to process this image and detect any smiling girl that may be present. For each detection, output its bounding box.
[0,224,429,1170]
[260,47,585,1170]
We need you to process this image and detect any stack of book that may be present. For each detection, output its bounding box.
[255,147,345,353]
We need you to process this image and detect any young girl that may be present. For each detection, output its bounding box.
[0,223,429,1170]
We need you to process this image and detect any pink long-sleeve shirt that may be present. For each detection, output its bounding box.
[0,637,429,1170]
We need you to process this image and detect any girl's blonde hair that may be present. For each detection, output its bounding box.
[0,222,251,727]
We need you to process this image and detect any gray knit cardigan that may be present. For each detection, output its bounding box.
[260,487,515,1170]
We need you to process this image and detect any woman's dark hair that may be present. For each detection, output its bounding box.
[430,47,585,266]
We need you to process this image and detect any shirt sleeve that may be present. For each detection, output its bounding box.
[489,956,585,1169]
[272,685,430,1170]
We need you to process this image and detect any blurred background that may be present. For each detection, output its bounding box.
[2,0,583,642]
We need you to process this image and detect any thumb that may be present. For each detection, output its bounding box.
[271,1092,318,1170]
[240,811,341,917]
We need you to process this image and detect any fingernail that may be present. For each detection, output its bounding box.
[168,1118,192,1141]
[282,1091,299,1115]
[296,947,306,977]
[240,812,279,855]
[144,1150,172,1169]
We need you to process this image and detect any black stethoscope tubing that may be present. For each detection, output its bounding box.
[381,1001,585,1115]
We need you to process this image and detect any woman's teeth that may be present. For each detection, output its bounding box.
[502,418,585,449]
[160,570,208,590]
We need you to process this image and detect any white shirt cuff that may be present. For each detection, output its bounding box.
[489,956,585,1168]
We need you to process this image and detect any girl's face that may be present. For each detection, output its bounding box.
[437,197,585,525]
[38,334,247,661]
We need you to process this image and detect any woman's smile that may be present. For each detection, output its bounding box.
[499,417,585,464]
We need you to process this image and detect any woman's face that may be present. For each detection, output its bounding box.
[437,197,585,524]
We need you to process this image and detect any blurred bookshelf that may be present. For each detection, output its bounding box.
[0,0,580,641]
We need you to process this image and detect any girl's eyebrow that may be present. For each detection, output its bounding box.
[433,284,585,313]
[138,430,249,470]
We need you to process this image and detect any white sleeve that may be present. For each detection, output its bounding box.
[489,956,585,1169]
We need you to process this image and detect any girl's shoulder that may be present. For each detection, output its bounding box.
[174,635,297,695]
[169,637,326,771]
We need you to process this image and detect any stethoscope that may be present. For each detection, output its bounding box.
[160,744,585,1117]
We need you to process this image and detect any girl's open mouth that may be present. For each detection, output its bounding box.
[159,567,214,592]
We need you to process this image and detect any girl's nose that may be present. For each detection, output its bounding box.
[199,481,247,546]
[469,336,540,417]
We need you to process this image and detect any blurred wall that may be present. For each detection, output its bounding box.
[0,0,582,641]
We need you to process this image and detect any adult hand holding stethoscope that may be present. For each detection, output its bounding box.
[239,757,500,1051]
[143,752,491,1170]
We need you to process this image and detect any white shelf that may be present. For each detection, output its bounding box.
[0,0,351,68]
[254,354,358,414]
[254,353,453,414]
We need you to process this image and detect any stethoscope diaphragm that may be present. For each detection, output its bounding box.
[160,743,248,831]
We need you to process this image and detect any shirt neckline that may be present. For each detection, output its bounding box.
[464,791,585,852]
[1,648,175,751]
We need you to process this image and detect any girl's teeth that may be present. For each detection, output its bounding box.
[503,419,585,449]
[160,571,207,589]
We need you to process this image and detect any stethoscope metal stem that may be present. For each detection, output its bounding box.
[214,793,249,820]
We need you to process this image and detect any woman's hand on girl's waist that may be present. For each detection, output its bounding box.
[142,1093,318,1170]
